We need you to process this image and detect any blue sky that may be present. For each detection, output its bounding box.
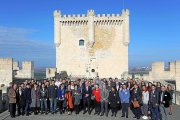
[0,0,179,68]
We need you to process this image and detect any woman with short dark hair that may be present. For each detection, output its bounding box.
[109,87,119,117]
[57,84,66,114]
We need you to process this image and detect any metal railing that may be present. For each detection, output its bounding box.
[0,90,8,113]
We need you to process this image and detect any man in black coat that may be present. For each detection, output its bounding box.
[48,80,58,114]
[159,85,171,120]
[149,84,160,120]
[109,86,120,117]
[82,81,92,115]
[16,84,25,116]
[24,84,31,116]
[40,83,48,114]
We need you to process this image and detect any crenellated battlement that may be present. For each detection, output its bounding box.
[53,10,61,17]
[62,14,87,18]
[54,9,129,24]
[54,9,130,78]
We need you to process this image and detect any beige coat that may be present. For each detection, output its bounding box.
[8,88,16,103]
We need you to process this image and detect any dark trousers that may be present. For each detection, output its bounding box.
[83,98,91,113]
[50,98,57,113]
[8,102,10,112]
[47,99,50,111]
[92,99,95,110]
[80,99,83,110]
[101,101,108,116]
[133,107,141,119]
[122,103,129,117]
[95,101,101,114]
[25,101,30,115]
[151,107,160,120]
[9,103,16,117]
[32,107,39,114]
[17,103,25,115]
[58,100,64,113]
[74,105,79,114]
[111,107,117,115]
[40,99,48,113]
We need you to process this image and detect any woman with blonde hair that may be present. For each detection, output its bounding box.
[167,84,173,115]
[141,85,149,119]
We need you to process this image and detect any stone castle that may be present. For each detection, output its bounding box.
[0,58,34,86]
[53,9,130,78]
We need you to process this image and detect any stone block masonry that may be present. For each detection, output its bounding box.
[0,58,34,86]
[15,61,34,79]
[0,58,13,86]
[46,68,57,79]
[54,9,130,78]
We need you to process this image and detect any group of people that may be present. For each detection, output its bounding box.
[7,77,174,120]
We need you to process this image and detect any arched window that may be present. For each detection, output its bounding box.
[91,69,95,72]
[79,39,84,46]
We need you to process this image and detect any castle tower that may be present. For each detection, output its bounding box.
[87,9,95,48]
[53,9,130,78]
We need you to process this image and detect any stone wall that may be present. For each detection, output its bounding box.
[148,62,168,81]
[0,58,13,86]
[138,61,177,82]
[15,61,34,79]
[133,60,180,103]
[0,58,34,85]
[54,9,130,78]
[176,61,180,92]
[46,68,57,79]
[13,61,19,71]
[0,90,2,113]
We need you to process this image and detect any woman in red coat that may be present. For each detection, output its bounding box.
[65,85,73,115]
[92,84,101,115]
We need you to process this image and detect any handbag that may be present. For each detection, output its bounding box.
[91,96,95,100]
[132,100,140,108]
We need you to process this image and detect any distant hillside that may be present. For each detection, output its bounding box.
[34,68,46,80]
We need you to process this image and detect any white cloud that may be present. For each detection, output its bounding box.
[0,26,55,67]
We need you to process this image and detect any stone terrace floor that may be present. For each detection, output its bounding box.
[1,105,180,120]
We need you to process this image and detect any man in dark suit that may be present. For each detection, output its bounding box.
[82,81,92,114]
[40,83,49,114]
[24,84,31,116]
[159,85,171,120]
[16,84,25,116]
[48,80,58,114]
[149,84,160,120]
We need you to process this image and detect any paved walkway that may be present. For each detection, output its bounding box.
[1,105,180,120]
